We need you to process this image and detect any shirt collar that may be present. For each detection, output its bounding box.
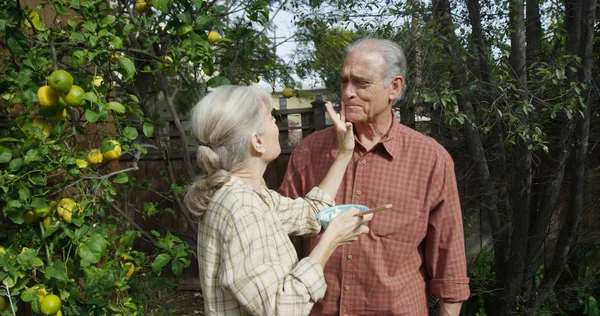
[354,113,402,160]
[379,114,402,159]
[227,175,271,204]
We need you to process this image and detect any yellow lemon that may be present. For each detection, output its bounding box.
[42,216,58,229]
[208,31,221,44]
[62,210,72,223]
[110,54,120,64]
[37,86,59,108]
[75,159,88,168]
[35,201,56,218]
[31,119,52,139]
[178,25,193,36]
[31,286,47,304]
[40,294,61,315]
[48,70,73,95]
[134,0,148,13]
[102,140,122,161]
[87,149,103,165]
[23,211,39,225]
[63,85,85,107]
[57,198,77,221]
[125,263,135,277]
[92,76,104,87]
[163,56,173,68]
[0,246,5,254]
[282,87,293,98]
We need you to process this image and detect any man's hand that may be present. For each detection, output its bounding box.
[439,300,462,316]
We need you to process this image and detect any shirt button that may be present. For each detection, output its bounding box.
[344,285,350,291]
[356,190,362,195]
[347,254,353,260]
[361,159,366,164]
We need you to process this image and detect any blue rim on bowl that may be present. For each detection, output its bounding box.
[317,204,369,229]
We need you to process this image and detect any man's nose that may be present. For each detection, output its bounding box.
[342,83,356,99]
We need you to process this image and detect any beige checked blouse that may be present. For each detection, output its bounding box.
[198,176,335,316]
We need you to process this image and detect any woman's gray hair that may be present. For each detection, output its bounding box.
[346,38,407,98]
[184,85,273,219]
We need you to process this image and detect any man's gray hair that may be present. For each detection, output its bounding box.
[346,38,407,97]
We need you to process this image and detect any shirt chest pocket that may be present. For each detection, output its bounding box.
[368,193,426,242]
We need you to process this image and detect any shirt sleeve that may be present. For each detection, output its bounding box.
[425,156,471,302]
[218,202,327,316]
[267,186,334,236]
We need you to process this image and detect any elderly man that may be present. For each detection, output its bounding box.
[279,38,470,315]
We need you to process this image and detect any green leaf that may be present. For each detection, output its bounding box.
[123,127,138,140]
[77,233,108,267]
[113,173,129,184]
[18,188,30,201]
[119,230,138,247]
[9,158,23,172]
[207,76,231,88]
[83,266,115,296]
[152,0,171,13]
[98,29,111,38]
[145,203,159,218]
[70,32,86,43]
[43,220,60,238]
[109,36,123,50]
[171,260,183,276]
[107,102,126,113]
[143,122,154,137]
[118,57,136,81]
[46,260,69,281]
[20,287,39,302]
[86,109,100,123]
[29,174,46,186]
[0,146,12,163]
[151,253,171,274]
[84,92,99,104]
[101,15,116,27]
[24,149,42,164]
[17,248,39,269]
[7,37,25,56]
[72,50,87,68]
[82,20,97,32]
[31,198,47,210]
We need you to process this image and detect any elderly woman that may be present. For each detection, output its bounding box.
[184,85,372,316]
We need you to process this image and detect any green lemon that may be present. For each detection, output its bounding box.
[63,85,85,107]
[48,70,73,95]
[40,294,61,315]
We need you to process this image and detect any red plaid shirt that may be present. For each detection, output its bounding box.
[279,115,470,315]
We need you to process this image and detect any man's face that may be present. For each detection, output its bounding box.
[340,48,402,124]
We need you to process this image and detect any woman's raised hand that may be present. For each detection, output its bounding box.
[323,208,373,246]
[325,102,354,156]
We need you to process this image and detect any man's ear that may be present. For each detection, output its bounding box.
[250,132,266,154]
[389,76,404,101]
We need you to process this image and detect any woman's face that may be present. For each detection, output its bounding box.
[260,107,281,163]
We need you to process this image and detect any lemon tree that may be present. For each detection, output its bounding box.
[0,0,280,314]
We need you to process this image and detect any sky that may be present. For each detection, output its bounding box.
[256,8,327,92]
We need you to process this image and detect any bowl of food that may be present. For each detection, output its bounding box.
[317,204,369,230]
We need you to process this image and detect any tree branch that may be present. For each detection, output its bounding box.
[108,201,157,244]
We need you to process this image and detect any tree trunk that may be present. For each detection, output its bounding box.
[526,0,596,311]
[465,2,510,313]
[525,0,542,64]
[503,0,530,313]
